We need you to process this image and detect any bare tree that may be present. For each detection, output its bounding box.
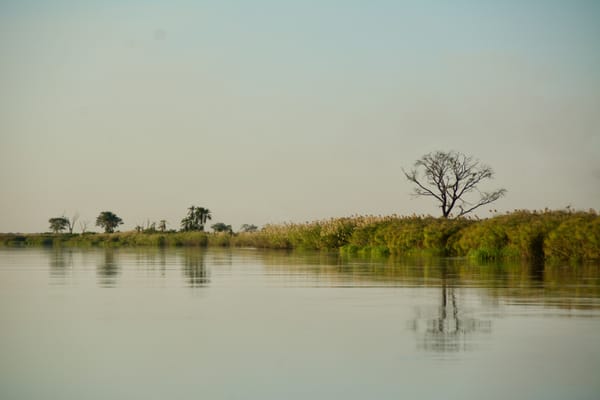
[66,213,79,234]
[79,220,90,234]
[403,151,506,218]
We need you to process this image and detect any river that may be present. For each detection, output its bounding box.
[1,247,599,399]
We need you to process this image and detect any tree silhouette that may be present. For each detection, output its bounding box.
[180,206,212,231]
[48,217,69,233]
[240,224,258,232]
[79,220,90,233]
[95,211,124,233]
[66,213,79,234]
[403,151,506,218]
[211,222,233,234]
[158,220,167,232]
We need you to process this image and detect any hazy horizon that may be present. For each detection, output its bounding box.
[1,0,599,233]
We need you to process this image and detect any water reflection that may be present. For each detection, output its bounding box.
[48,247,74,281]
[181,250,209,287]
[5,248,600,399]
[207,249,234,267]
[261,251,600,352]
[40,247,600,313]
[97,249,120,288]
[134,247,167,277]
[409,265,492,353]
[262,251,600,310]
[529,259,545,282]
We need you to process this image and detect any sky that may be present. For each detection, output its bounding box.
[1,0,599,233]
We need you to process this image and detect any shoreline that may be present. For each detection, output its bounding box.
[1,209,598,264]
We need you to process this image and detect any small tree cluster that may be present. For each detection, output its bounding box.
[211,222,233,234]
[240,224,258,233]
[181,206,212,231]
[134,219,168,233]
[48,213,79,234]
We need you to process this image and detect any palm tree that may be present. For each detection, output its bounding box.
[158,220,167,232]
[181,205,212,231]
[195,207,212,229]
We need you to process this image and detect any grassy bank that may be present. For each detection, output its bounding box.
[0,231,209,248]
[222,209,600,264]
[2,209,598,264]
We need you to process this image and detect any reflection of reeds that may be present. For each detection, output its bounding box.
[1,209,598,263]
[260,251,600,310]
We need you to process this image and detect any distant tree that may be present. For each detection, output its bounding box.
[196,207,212,228]
[143,220,156,233]
[158,220,167,232]
[403,151,506,218]
[211,222,233,234]
[79,220,90,234]
[181,206,212,231]
[66,213,79,234]
[96,211,124,233]
[240,224,258,232]
[49,217,69,233]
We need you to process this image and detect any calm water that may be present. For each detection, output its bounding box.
[1,247,599,400]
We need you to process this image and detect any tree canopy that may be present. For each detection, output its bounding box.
[403,151,506,218]
[181,206,212,231]
[48,217,69,233]
[96,211,124,233]
[158,220,167,232]
[211,222,233,234]
[240,224,258,233]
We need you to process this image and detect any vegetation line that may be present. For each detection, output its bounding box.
[1,209,598,265]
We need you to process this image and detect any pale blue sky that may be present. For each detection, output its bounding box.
[1,0,599,232]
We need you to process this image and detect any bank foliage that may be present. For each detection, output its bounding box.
[1,209,598,264]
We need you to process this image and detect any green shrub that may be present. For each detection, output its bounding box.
[545,212,600,263]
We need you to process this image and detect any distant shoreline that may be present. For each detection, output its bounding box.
[1,209,598,264]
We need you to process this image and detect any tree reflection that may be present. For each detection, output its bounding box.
[97,249,120,287]
[48,247,73,282]
[181,250,209,287]
[409,264,491,353]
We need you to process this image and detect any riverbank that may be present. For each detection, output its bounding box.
[1,210,598,264]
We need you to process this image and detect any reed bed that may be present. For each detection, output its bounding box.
[1,209,598,264]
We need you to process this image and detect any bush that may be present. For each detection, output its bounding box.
[545,212,600,263]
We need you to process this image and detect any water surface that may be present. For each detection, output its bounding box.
[1,247,599,399]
